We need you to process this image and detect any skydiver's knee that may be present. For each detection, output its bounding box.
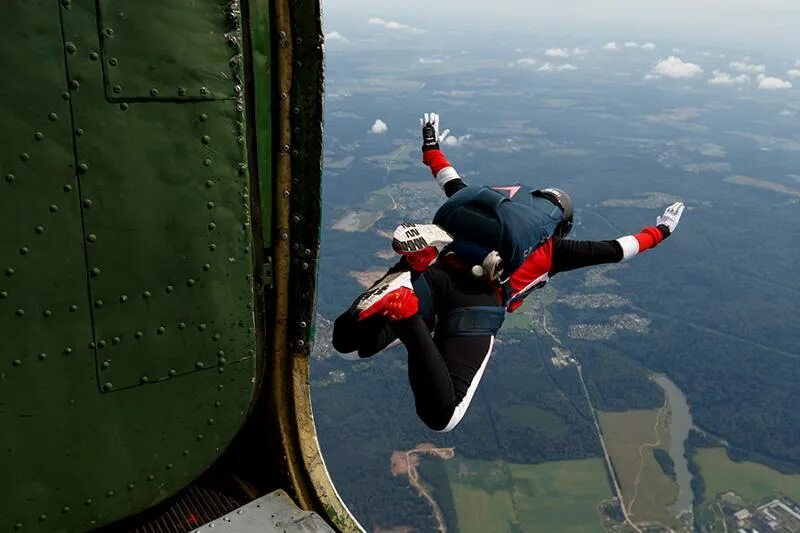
[418,406,456,432]
[332,314,359,354]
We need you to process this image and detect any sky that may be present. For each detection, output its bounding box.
[322,0,800,54]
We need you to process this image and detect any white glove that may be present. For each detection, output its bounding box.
[420,112,450,150]
[656,202,685,234]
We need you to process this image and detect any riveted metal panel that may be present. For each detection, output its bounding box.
[98,0,241,101]
[63,0,255,389]
[1,0,261,531]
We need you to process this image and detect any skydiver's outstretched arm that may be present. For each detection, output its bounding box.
[421,112,467,197]
[549,202,685,275]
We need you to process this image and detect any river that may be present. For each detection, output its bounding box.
[653,376,696,518]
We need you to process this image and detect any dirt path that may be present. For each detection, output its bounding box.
[391,445,455,533]
[627,397,669,515]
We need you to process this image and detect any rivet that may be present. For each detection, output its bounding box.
[34,132,44,140]
[0,290,7,299]
[64,346,72,354]
[248,349,255,356]
[200,113,209,121]
[15,308,24,317]
[282,189,290,198]
[20,152,30,161]
[292,215,301,223]
[201,135,211,145]
[178,87,187,96]
[217,385,223,391]
[165,285,174,293]
[82,198,92,207]
[297,339,305,347]
[157,326,165,334]
[69,304,78,312]
[204,158,212,167]
[140,376,149,384]
[280,92,287,100]
[5,173,14,183]
[218,357,227,365]
[299,321,307,328]
[209,243,217,251]
[234,85,242,94]
[69,79,80,90]
[84,498,92,506]
[49,112,58,121]
[49,204,59,213]
[98,339,106,348]
[178,322,186,330]
[62,506,71,513]
[196,434,204,441]
[147,474,155,481]
[238,163,247,174]
[203,263,211,271]
[108,57,118,66]
[88,342,96,349]
[236,104,244,112]
[187,278,196,286]
[78,163,89,174]
[43,309,52,317]
[166,462,173,469]
[12,359,22,367]
[89,51,99,61]
[39,515,47,522]
[206,180,214,188]
[112,336,120,344]
[281,233,288,240]
[6,268,15,276]
[63,184,72,192]
[104,28,114,37]
[168,369,177,377]
[142,290,151,299]
[14,524,22,531]
[103,382,113,391]
[38,353,47,361]
[150,88,159,97]
[183,449,190,456]
[237,136,245,145]
[75,128,84,136]
[207,201,215,209]
[213,333,221,341]
[62,91,71,100]
[112,85,122,94]
[128,483,135,490]
[101,361,110,369]
[217,366,225,373]
[217,350,225,357]
[119,294,127,302]
[135,331,143,339]
[215,400,222,407]
[208,222,216,230]
[35,224,45,234]
[207,418,215,425]
[94,299,103,308]
[90,267,100,277]
[87,233,97,242]
[200,87,208,95]
[20,247,29,255]
[302,262,309,270]
[119,103,128,111]
[198,323,207,331]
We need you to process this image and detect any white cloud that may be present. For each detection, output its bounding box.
[368,17,422,32]
[729,61,766,74]
[545,47,570,58]
[369,119,388,134]
[538,62,578,72]
[602,41,619,50]
[642,42,656,50]
[418,57,443,64]
[442,134,472,147]
[648,56,703,79]
[757,74,792,90]
[708,70,750,86]
[516,57,539,66]
[324,31,348,42]
[787,69,800,78]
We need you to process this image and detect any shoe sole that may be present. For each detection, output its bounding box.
[354,271,413,314]
[392,223,452,254]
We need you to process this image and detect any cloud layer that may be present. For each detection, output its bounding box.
[708,70,750,86]
[648,56,703,79]
[730,61,766,74]
[757,75,793,90]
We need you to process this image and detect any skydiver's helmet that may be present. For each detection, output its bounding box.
[534,187,573,239]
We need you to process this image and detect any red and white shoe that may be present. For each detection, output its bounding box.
[392,223,453,271]
[355,271,418,321]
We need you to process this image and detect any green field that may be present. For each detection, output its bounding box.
[599,408,679,528]
[443,458,612,532]
[696,447,800,502]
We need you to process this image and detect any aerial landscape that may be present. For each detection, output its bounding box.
[311,2,800,531]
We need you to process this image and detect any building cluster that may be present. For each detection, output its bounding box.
[726,495,800,532]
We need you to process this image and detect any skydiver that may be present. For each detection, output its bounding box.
[332,113,685,432]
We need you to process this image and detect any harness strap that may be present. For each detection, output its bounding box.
[446,306,506,337]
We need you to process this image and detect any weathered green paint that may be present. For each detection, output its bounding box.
[1,0,260,530]
[248,0,273,247]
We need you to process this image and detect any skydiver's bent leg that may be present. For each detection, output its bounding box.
[394,315,494,431]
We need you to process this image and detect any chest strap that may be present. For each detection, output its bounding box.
[446,306,506,337]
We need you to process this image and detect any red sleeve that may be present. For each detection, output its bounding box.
[634,226,665,253]
[422,149,452,176]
